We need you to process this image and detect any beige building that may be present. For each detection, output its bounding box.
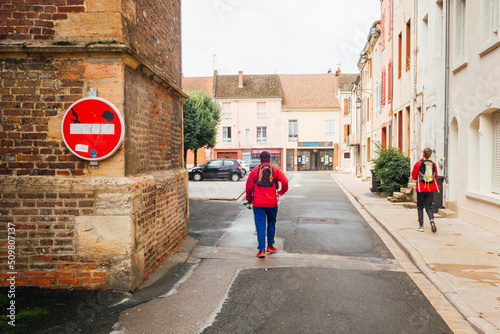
[447,0,500,234]
[279,74,341,172]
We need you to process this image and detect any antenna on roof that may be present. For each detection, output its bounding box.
[212,53,217,72]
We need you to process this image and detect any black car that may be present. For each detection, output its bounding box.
[188,159,243,182]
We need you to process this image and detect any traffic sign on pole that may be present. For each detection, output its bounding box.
[61,97,125,161]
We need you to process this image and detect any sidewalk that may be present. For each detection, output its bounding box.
[333,173,500,334]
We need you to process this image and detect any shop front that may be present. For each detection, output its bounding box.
[248,149,282,169]
[286,142,336,171]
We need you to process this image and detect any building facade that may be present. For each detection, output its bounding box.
[280,74,341,172]
[354,0,500,234]
[0,0,188,291]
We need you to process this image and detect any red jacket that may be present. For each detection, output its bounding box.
[411,159,441,193]
[245,163,289,207]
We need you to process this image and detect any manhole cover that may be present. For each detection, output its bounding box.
[297,217,337,224]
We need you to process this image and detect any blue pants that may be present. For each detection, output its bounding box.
[253,206,278,251]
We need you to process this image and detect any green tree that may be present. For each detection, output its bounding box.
[372,144,411,193]
[183,90,221,167]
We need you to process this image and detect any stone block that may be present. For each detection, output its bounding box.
[438,208,458,218]
[55,13,123,40]
[75,215,133,258]
[393,192,406,199]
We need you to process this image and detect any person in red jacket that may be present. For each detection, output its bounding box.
[411,148,441,233]
[245,151,289,258]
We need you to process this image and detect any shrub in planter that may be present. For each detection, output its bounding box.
[372,145,410,194]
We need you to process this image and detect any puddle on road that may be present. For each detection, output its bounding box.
[429,263,500,286]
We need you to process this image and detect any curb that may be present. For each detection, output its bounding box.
[332,174,499,334]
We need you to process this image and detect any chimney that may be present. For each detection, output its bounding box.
[238,71,243,88]
[337,67,342,84]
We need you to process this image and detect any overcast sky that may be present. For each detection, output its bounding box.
[182,0,380,77]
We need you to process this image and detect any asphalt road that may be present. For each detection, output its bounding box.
[118,172,452,334]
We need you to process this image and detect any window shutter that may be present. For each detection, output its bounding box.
[455,0,465,61]
[381,68,386,106]
[492,112,500,194]
[483,0,493,45]
[344,99,349,115]
[388,61,392,103]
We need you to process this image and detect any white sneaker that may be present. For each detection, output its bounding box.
[416,226,424,232]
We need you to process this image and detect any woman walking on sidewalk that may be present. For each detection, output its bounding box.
[411,148,441,233]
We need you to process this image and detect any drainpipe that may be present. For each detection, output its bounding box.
[413,0,418,162]
[390,0,394,147]
[444,0,450,185]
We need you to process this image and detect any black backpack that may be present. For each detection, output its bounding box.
[256,164,276,187]
[418,159,436,184]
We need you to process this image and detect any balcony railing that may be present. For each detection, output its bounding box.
[348,133,360,146]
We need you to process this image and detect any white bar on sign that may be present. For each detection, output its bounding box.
[75,144,89,153]
[70,123,115,135]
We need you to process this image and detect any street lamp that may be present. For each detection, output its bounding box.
[356,97,362,109]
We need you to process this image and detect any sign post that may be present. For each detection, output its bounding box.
[61,97,125,161]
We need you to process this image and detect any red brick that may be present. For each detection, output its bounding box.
[49,272,73,278]
[57,279,80,285]
[92,272,107,278]
[57,264,82,269]
[75,272,90,278]
[29,279,55,285]
[83,264,97,270]
[23,272,47,277]
[82,279,106,285]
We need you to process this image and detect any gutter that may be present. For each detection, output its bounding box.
[444,0,450,185]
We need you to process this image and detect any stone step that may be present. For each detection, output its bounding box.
[438,208,458,218]
[400,187,413,195]
[388,196,404,202]
[393,192,407,199]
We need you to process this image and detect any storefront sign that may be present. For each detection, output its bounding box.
[298,142,333,147]
[61,97,125,161]
[251,149,281,154]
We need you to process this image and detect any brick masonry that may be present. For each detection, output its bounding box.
[0,0,187,291]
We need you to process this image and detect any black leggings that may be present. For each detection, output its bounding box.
[417,192,434,225]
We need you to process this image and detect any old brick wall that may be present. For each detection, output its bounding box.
[122,0,182,87]
[124,65,183,174]
[0,54,87,177]
[0,0,188,291]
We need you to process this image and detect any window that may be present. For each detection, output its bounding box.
[221,102,232,118]
[256,126,267,143]
[244,128,251,138]
[344,152,350,159]
[493,111,500,194]
[348,98,351,113]
[388,60,392,103]
[344,98,349,115]
[325,120,335,136]
[381,67,386,106]
[467,109,500,201]
[454,0,466,65]
[398,33,402,78]
[256,102,267,118]
[207,160,222,167]
[223,160,235,166]
[289,120,298,141]
[435,2,443,57]
[421,14,428,69]
[381,12,386,49]
[344,124,350,142]
[222,126,231,144]
[481,0,500,49]
[406,20,411,71]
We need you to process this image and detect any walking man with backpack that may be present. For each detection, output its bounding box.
[245,151,289,258]
[411,148,441,233]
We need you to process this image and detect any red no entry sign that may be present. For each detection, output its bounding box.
[61,97,125,161]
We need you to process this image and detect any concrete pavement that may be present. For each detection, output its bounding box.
[333,172,500,334]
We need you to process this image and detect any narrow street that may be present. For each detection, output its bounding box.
[117,173,456,333]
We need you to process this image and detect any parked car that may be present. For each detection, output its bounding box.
[238,160,250,176]
[248,159,261,170]
[188,159,243,182]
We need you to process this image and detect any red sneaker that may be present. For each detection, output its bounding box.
[256,250,266,258]
[266,246,278,253]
